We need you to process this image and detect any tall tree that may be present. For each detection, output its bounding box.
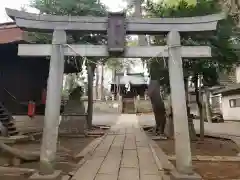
[130,0,167,136]
[145,0,239,139]
[100,64,104,100]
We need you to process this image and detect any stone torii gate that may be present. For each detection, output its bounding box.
[6,8,224,178]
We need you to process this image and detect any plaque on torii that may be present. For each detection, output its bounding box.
[6,8,225,177]
[107,12,126,56]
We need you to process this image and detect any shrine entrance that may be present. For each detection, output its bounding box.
[6,8,224,178]
[111,72,148,113]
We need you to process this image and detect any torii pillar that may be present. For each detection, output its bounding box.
[168,31,201,179]
[39,29,66,175]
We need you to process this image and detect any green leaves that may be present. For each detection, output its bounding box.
[145,0,239,88]
[145,0,221,18]
[30,0,107,16]
[29,0,108,72]
[105,58,124,71]
[30,0,107,45]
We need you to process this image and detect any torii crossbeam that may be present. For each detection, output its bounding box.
[6,8,224,33]
[18,44,211,58]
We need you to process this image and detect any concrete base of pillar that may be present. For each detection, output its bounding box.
[170,171,202,180]
[29,170,62,180]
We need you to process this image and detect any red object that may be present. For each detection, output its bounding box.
[42,89,47,104]
[28,101,36,117]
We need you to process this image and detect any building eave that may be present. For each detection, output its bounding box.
[213,83,240,95]
[0,22,30,44]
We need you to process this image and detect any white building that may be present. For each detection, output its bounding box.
[213,84,240,121]
[210,66,240,121]
[188,65,240,121]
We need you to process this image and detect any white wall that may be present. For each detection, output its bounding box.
[235,66,240,83]
[189,103,199,116]
[222,94,240,121]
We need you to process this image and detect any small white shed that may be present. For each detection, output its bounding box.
[216,84,240,121]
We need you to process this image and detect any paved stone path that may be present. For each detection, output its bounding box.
[72,114,164,180]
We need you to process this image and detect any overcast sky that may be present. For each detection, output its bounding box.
[0,0,126,23]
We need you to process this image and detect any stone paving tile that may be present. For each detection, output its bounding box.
[75,137,103,158]
[135,133,148,142]
[114,134,125,142]
[96,135,115,150]
[92,135,115,158]
[72,157,105,180]
[108,146,123,155]
[98,154,122,175]
[111,135,125,148]
[124,134,136,150]
[124,141,136,150]
[92,149,109,158]
[98,137,123,175]
[125,133,135,139]
[95,174,118,180]
[121,149,139,168]
[138,147,159,175]
[119,168,140,180]
[140,174,163,180]
[136,141,149,147]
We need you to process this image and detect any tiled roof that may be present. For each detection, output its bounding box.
[0,22,26,44]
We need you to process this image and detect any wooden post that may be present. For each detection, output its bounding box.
[87,65,93,130]
[100,64,104,100]
[95,64,99,100]
[167,31,193,174]
[40,29,66,175]
[203,88,212,122]
[199,76,205,140]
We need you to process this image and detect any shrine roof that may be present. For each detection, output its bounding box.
[112,73,148,85]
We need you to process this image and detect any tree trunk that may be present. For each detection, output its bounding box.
[95,64,99,100]
[164,95,174,138]
[148,80,166,135]
[67,74,75,92]
[87,65,94,130]
[194,75,205,140]
[203,88,212,122]
[100,65,104,100]
[184,77,197,141]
